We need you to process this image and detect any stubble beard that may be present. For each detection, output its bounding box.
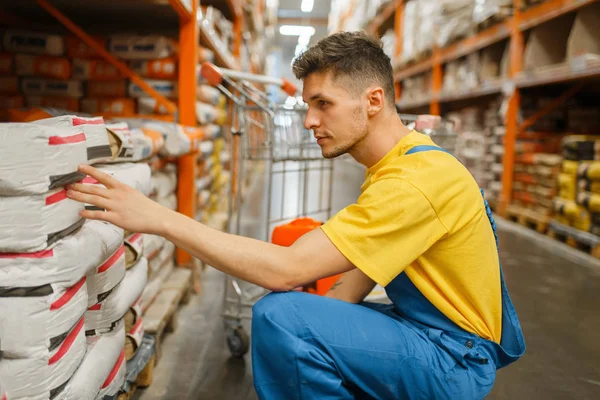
[321,106,368,159]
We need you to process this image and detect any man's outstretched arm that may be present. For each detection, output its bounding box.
[66,165,355,291]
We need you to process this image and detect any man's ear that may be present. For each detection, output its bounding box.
[366,87,385,117]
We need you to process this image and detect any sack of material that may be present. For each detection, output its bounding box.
[125,296,143,333]
[90,162,152,197]
[60,319,125,400]
[151,170,177,199]
[197,85,226,108]
[80,98,136,116]
[0,220,122,289]
[104,122,142,163]
[130,58,177,80]
[0,123,87,196]
[125,233,144,268]
[32,115,114,164]
[3,30,65,56]
[26,96,80,112]
[87,80,127,98]
[21,78,83,98]
[195,102,227,125]
[125,317,144,360]
[0,189,84,252]
[85,257,148,335]
[140,127,165,156]
[158,192,177,211]
[143,234,166,260]
[140,259,174,312]
[72,58,120,80]
[136,96,172,115]
[95,350,126,400]
[15,54,71,80]
[0,277,87,358]
[87,244,126,307]
[148,241,175,277]
[108,35,175,60]
[0,316,86,400]
[129,128,155,161]
[65,36,106,59]
[202,124,221,140]
[129,80,178,99]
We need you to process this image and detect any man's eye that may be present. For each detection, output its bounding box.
[318,100,328,107]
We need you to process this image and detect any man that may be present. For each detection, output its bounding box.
[67,32,525,399]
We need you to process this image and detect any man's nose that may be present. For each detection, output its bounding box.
[304,108,319,131]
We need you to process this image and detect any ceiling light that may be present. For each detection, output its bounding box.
[301,0,314,13]
[279,25,315,36]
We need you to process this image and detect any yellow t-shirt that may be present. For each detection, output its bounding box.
[321,131,502,342]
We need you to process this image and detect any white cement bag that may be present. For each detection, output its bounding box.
[148,241,175,277]
[136,121,190,157]
[142,234,166,260]
[125,317,144,361]
[0,220,123,289]
[0,316,86,400]
[21,78,83,98]
[95,351,126,400]
[33,115,114,164]
[197,85,225,107]
[108,35,175,60]
[60,319,125,400]
[199,140,214,159]
[130,128,155,161]
[85,257,148,335]
[151,170,177,199]
[158,192,177,211]
[202,124,221,140]
[0,189,84,252]
[0,123,87,196]
[195,102,226,125]
[90,162,152,197]
[140,259,174,312]
[3,30,65,56]
[129,80,178,99]
[124,233,144,268]
[87,244,126,307]
[104,122,150,163]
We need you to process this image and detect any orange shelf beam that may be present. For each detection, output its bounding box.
[440,20,511,64]
[367,0,399,37]
[199,22,240,70]
[36,0,177,115]
[169,0,194,21]
[176,0,199,266]
[227,0,244,18]
[519,0,599,31]
[394,58,434,81]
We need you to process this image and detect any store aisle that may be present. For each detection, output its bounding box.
[135,162,600,400]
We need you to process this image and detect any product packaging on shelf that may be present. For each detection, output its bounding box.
[3,30,65,56]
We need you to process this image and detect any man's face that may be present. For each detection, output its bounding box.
[302,72,368,159]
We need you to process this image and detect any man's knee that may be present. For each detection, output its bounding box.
[252,291,308,339]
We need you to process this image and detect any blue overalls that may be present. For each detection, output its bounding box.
[251,145,526,399]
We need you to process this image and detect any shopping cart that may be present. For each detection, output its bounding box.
[201,62,334,357]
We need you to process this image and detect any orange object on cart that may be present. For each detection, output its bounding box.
[271,217,341,296]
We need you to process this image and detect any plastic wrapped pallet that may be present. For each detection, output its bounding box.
[3,30,65,56]
[0,76,21,94]
[0,188,84,252]
[0,316,86,400]
[25,96,80,112]
[32,115,114,164]
[108,35,176,60]
[15,54,71,80]
[80,98,136,116]
[85,257,148,335]
[72,58,120,80]
[196,101,227,126]
[95,349,126,399]
[129,80,178,98]
[0,52,15,74]
[21,78,83,98]
[60,320,125,400]
[87,244,126,307]
[130,58,177,80]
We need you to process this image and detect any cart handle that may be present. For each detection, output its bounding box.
[201,62,298,96]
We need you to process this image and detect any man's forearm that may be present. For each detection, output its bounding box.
[159,208,296,291]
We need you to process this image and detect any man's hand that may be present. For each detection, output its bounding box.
[66,164,172,234]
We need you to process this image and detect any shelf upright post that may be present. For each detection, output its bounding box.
[431,47,442,115]
[175,0,199,266]
[500,0,525,214]
[394,0,404,102]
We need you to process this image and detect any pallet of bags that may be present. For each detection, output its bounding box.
[576,161,600,236]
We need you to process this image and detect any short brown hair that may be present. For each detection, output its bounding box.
[292,31,396,107]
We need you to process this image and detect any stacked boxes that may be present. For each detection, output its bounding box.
[481,100,505,204]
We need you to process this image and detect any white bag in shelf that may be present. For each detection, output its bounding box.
[199,140,214,159]
[0,189,84,252]
[0,220,122,290]
[95,348,126,400]
[148,241,175,277]
[128,80,178,99]
[0,277,87,359]
[89,162,152,197]
[87,244,126,307]
[140,258,174,312]
[32,115,114,164]
[197,85,225,107]
[158,192,177,211]
[196,175,212,192]
[85,257,148,335]
[71,58,120,80]
[143,234,166,260]
[0,315,86,400]
[195,101,227,125]
[21,78,83,98]
[104,122,141,163]
[202,124,222,140]
[108,35,175,60]
[140,120,190,157]
[125,316,144,360]
[124,232,144,268]
[60,319,125,400]
[151,170,177,199]
[0,123,87,196]
[3,30,65,56]
[15,54,71,80]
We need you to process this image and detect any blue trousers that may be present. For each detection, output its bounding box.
[251,292,497,400]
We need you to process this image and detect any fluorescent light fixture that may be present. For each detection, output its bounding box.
[301,0,314,12]
[279,25,315,36]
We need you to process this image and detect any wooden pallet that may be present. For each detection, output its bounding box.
[117,334,156,400]
[143,268,193,360]
[547,220,600,258]
[505,205,550,233]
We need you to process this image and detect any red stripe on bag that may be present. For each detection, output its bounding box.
[50,277,86,310]
[130,318,143,335]
[48,317,84,365]
[88,303,102,311]
[128,233,142,244]
[98,245,125,273]
[101,350,126,388]
[48,132,86,145]
[45,190,68,205]
[0,249,54,259]
[72,116,104,126]
[81,176,99,184]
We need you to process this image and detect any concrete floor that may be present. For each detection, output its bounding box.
[135,159,600,400]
